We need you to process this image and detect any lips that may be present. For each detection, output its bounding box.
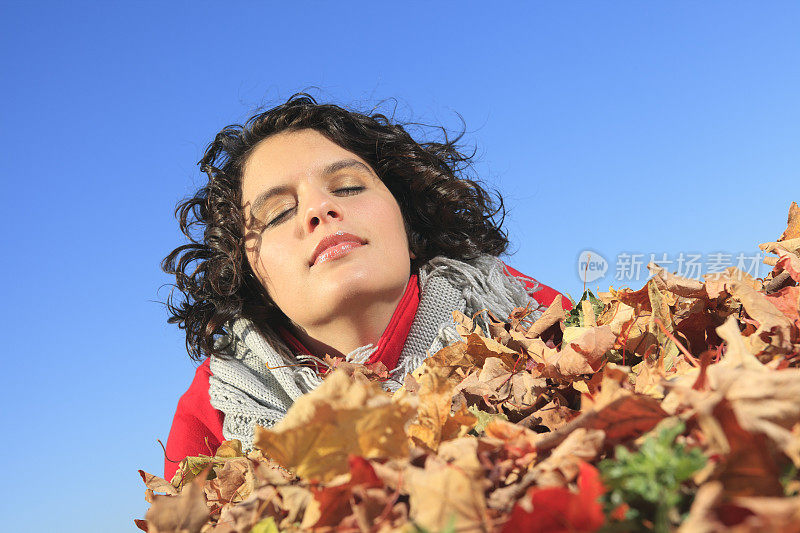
[310,231,366,266]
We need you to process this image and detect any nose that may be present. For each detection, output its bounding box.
[302,186,343,232]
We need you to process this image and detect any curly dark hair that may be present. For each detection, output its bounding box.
[161,93,511,361]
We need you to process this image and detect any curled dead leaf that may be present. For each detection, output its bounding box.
[526,295,566,338]
[145,472,209,533]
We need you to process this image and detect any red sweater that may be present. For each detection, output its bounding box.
[163,262,571,480]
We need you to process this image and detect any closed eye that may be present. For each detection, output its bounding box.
[264,186,365,228]
[334,186,365,195]
[266,208,294,227]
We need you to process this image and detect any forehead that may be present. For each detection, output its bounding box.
[242,129,367,190]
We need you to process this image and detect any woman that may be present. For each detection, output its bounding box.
[161,94,572,480]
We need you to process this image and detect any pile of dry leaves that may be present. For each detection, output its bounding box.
[138,202,800,532]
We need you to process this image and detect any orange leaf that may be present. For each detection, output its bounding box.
[779,201,800,241]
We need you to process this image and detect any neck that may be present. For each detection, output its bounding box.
[287,285,407,359]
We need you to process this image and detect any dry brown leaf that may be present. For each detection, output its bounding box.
[725,275,795,354]
[406,364,477,451]
[487,428,604,511]
[508,370,550,409]
[647,279,681,369]
[714,316,766,371]
[779,201,800,241]
[542,325,616,379]
[253,369,415,482]
[533,428,605,488]
[709,400,783,497]
[523,336,559,368]
[583,364,633,410]
[633,357,665,399]
[730,495,800,532]
[704,276,728,300]
[760,237,800,256]
[566,325,616,369]
[299,456,388,530]
[406,457,491,532]
[708,365,800,467]
[454,357,514,404]
[526,295,566,337]
[766,285,800,330]
[536,390,667,452]
[534,397,580,432]
[648,262,707,298]
[145,474,209,533]
[277,485,313,528]
[216,485,285,532]
[138,470,178,496]
[214,439,244,458]
[673,304,726,356]
[452,309,483,338]
[776,249,800,283]
[677,481,724,533]
[438,437,486,480]
[482,418,540,473]
[465,332,521,368]
[420,341,475,384]
[598,300,653,355]
[610,284,652,311]
[347,487,404,532]
[205,457,254,505]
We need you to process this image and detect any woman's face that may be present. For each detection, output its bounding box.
[241,129,413,331]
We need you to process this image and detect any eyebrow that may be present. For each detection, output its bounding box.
[248,158,374,217]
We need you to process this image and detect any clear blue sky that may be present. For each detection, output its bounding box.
[1,2,798,530]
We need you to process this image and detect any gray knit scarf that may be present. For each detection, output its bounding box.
[208,254,545,450]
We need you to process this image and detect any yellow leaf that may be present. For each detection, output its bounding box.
[253,370,415,483]
[407,365,476,451]
[214,439,243,458]
[465,332,520,367]
[573,380,591,394]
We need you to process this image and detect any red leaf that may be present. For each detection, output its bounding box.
[610,503,629,522]
[576,461,605,503]
[348,455,382,488]
[502,462,606,533]
[311,455,385,528]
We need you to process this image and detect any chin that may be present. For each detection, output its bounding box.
[325,266,375,297]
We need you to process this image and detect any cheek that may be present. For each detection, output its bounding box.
[248,246,291,297]
[246,251,271,292]
[367,200,408,248]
